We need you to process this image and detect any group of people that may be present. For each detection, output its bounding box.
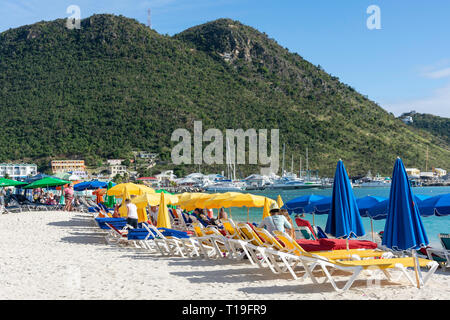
[113,195,302,240]
[32,189,60,205]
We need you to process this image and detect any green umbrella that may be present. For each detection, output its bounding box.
[0,178,28,187]
[155,189,173,195]
[23,177,71,189]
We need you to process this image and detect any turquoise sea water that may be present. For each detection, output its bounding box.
[224,186,450,248]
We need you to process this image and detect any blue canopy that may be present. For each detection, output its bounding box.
[24,173,54,183]
[74,180,111,191]
[382,158,429,251]
[282,194,327,214]
[418,193,450,217]
[325,160,365,238]
[366,194,431,220]
[357,196,387,217]
[304,196,332,215]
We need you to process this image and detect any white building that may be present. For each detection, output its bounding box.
[155,170,177,181]
[110,165,127,178]
[107,159,124,166]
[405,168,421,179]
[420,172,435,179]
[434,168,447,177]
[0,163,37,179]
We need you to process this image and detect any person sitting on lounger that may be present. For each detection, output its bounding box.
[258,203,293,236]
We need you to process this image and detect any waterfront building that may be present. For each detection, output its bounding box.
[51,160,85,174]
[0,163,37,178]
[405,168,421,179]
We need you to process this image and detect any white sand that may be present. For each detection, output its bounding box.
[0,210,448,300]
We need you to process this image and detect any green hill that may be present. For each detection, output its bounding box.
[0,14,448,176]
[400,111,449,145]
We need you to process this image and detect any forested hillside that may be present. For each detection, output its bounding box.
[0,14,448,176]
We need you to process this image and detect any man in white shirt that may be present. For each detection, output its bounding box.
[125,198,139,228]
[258,203,293,235]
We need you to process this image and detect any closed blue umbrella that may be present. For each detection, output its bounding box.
[418,193,450,217]
[382,158,429,251]
[325,160,365,239]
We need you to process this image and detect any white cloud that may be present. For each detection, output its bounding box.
[382,83,450,118]
[422,67,450,79]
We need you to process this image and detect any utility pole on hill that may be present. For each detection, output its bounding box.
[147,9,151,29]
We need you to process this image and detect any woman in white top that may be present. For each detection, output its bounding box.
[125,198,139,228]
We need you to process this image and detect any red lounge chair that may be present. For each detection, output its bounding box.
[295,217,318,240]
[295,238,378,252]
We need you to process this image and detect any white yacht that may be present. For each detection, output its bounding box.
[265,172,322,190]
[203,180,245,192]
[358,171,392,188]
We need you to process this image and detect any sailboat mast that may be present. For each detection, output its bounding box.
[306,147,309,180]
[299,156,302,178]
[291,154,293,174]
[282,144,286,176]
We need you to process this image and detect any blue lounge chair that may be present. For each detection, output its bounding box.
[425,233,450,271]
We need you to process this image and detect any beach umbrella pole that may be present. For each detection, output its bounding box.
[247,207,249,223]
[370,218,374,242]
[412,249,421,289]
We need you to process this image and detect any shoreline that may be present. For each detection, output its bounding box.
[0,210,449,300]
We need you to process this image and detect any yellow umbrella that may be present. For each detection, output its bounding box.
[107,183,155,199]
[262,197,271,220]
[156,192,171,229]
[137,207,148,223]
[179,193,214,211]
[277,195,284,208]
[202,192,243,209]
[220,193,271,208]
[132,192,179,209]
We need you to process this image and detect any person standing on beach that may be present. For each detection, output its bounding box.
[125,198,138,229]
[0,188,5,212]
[64,184,74,212]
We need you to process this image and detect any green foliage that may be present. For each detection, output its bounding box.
[401,112,449,145]
[0,15,449,177]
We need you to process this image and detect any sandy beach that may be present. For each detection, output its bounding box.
[0,210,448,300]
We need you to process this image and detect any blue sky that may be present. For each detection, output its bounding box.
[1,0,450,117]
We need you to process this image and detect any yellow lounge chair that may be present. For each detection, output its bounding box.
[236,223,286,273]
[221,219,263,264]
[192,223,229,259]
[273,230,439,291]
[272,230,393,280]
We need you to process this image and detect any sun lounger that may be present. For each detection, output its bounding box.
[220,219,263,263]
[236,223,284,273]
[272,230,438,291]
[191,223,230,259]
[142,223,199,257]
[424,233,450,271]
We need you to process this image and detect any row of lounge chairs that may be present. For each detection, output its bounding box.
[92,212,440,293]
